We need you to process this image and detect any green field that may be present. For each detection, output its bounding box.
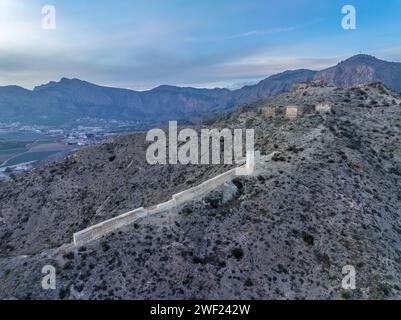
[2,151,59,167]
[0,134,70,168]
[0,148,28,155]
[0,140,32,151]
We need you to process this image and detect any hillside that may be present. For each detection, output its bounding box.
[1,55,401,127]
[1,82,401,299]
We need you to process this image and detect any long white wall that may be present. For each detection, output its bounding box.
[73,166,243,247]
[73,207,147,246]
[72,151,281,247]
[172,168,237,205]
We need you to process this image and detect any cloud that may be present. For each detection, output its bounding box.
[191,19,322,42]
[0,41,344,90]
[375,46,401,61]
[0,2,398,91]
[222,26,301,40]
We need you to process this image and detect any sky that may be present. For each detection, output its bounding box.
[1,0,401,90]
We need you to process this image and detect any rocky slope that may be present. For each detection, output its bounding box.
[0,133,232,255]
[0,82,401,300]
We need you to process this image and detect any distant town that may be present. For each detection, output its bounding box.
[0,118,149,182]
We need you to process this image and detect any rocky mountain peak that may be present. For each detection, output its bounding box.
[314,55,401,91]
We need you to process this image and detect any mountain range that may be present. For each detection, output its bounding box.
[1,54,401,127]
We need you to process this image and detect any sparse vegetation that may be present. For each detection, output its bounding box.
[231,247,244,260]
[302,232,314,246]
[341,291,352,300]
[1,82,401,300]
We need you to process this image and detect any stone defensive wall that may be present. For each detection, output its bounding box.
[73,150,279,247]
[172,168,237,205]
[73,166,243,247]
[73,207,147,246]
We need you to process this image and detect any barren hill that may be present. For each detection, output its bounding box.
[1,82,401,299]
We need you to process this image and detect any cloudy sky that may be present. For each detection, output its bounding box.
[1,0,401,90]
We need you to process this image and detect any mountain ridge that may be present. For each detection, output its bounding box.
[1,54,401,127]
